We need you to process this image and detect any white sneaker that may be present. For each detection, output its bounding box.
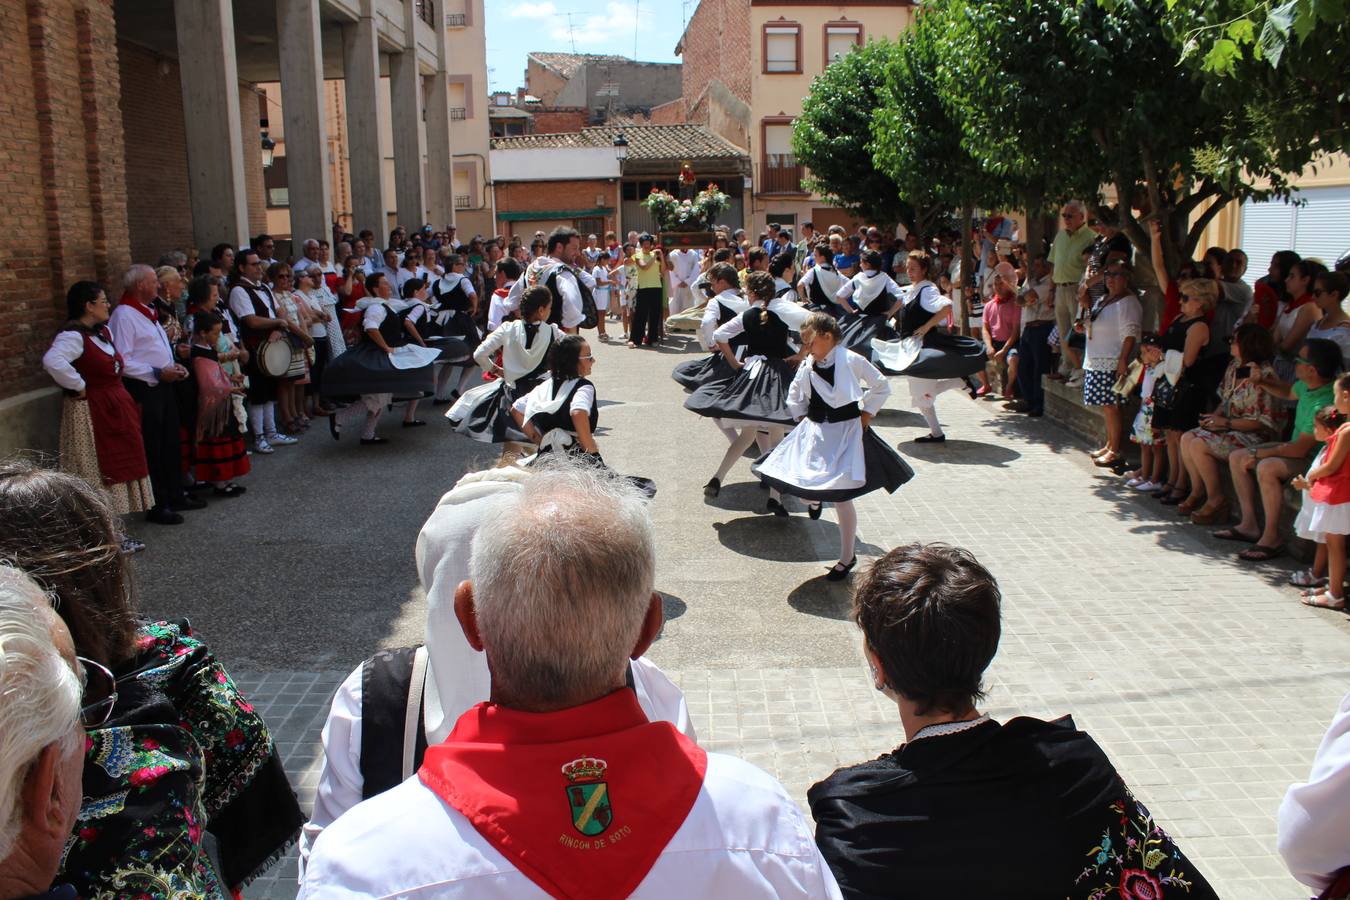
[1124,476,1143,488]
[266,433,299,446]
[1134,480,1162,492]
[254,439,275,454]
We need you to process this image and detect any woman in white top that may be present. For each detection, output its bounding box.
[1077,262,1142,469]
[591,261,611,342]
[294,268,339,420]
[799,242,848,318]
[836,250,906,361]
[428,255,482,403]
[42,281,154,551]
[449,285,563,446]
[754,313,914,578]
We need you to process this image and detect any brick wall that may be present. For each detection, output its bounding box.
[531,107,589,134]
[495,178,618,238]
[0,0,131,402]
[119,39,193,264]
[680,0,751,120]
[649,98,686,125]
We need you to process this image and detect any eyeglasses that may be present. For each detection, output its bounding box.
[77,656,117,728]
[1294,356,1313,366]
[579,354,595,361]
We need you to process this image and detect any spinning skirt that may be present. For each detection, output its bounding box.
[840,314,899,370]
[672,352,737,392]
[753,419,914,502]
[446,376,540,443]
[683,356,797,427]
[320,341,436,401]
[895,330,988,380]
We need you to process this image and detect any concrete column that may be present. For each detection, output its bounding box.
[173,0,249,250]
[424,24,455,229]
[276,0,333,244]
[389,49,428,228]
[342,15,389,237]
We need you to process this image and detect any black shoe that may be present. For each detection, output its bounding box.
[826,556,858,581]
[329,414,340,441]
[1005,400,1029,412]
[767,497,788,517]
[402,420,427,428]
[703,477,721,498]
[145,508,184,526]
[185,481,212,493]
[360,436,391,445]
[212,484,246,498]
[914,433,946,443]
[808,503,822,520]
[177,495,207,511]
[432,397,451,406]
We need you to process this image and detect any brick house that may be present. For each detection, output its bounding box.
[490,124,751,240]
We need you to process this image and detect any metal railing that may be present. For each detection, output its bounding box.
[446,12,466,26]
[454,195,472,209]
[450,107,467,120]
[414,0,435,27]
[757,161,806,195]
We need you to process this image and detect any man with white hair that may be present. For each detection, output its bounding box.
[301,462,840,899]
[108,263,193,524]
[0,566,86,900]
[1047,200,1096,381]
[292,239,322,275]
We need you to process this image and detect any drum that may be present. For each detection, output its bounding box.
[257,336,293,378]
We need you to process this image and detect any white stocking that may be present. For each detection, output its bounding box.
[248,404,266,439]
[262,402,278,438]
[919,404,943,437]
[836,500,858,566]
[715,428,759,482]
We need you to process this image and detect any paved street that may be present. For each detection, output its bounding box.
[129,330,1350,899]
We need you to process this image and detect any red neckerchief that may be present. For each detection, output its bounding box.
[119,292,157,323]
[985,215,1005,235]
[1287,292,1314,312]
[419,688,707,900]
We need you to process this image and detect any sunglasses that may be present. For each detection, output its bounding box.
[77,656,117,728]
[579,354,595,361]
[1295,356,1313,366]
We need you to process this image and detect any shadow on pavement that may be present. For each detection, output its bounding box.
[712,515,884,562]
[786,576,854,620]
[872,407,927,428]
[899,438,1020,467]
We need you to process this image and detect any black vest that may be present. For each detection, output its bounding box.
[857,276,895,316]
[543,264,597,329]
[742,307,792,359]
[372,303,410,348]
[358,647,429,800]
[899,283,938,338]
[234,281,277,348]
[528,376,599,439]
[434,276,472,313]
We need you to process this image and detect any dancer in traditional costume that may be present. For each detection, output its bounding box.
[448,285,563,444]
[753,313,914,579]
[42,281,154,551]
[427,254,481,403]
[798,242,849,318]
[836,249,906,362]
[687,271,805,515]
[873,251,988,443]
[770,250,798,301]
[323,272,440,445]
[672,263,747,393]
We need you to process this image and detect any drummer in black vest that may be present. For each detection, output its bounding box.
[227,248,307,454]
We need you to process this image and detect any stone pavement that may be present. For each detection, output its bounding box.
[128,331,1350,899]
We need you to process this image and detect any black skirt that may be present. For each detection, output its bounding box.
[899,330,988,380]
[446,378,528,443]
[319,341,435,400]
[840,313,899,365]
[672,352,737,392]
[683,356,798,426]
[752,428,915,502]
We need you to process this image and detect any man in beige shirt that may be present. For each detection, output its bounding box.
[1047,200,1097,379]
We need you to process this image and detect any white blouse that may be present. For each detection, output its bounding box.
[42,329,115,392]
[1084,294,1143,371]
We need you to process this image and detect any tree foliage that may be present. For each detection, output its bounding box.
[792,41,927,232]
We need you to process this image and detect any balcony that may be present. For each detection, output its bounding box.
[757,158,806,195]
[414,0,435,27]
[454,194,472,209]
[450,107,467,121]
[446,12,466,26]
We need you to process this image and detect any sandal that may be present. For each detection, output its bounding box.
[1189,500,1229,526]
[1176,497,1205,514]
[1301,592,1347,610]
[1290,569,1328,589]
[1158,492,1187,506]
[1213,527,1259,544]
[1238,544,1284,562]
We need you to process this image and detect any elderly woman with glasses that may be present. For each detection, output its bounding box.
[0,462,302,899]
[1078,262,1142,471]
[809,543,1216,898]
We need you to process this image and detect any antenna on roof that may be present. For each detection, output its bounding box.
[566,11,578,54]
[633,0,640,58]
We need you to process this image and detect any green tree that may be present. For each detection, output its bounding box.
[940,0,1299,276]
[792,40,936,235]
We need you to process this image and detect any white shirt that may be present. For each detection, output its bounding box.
[107,302,174,384]
[786,345,890,420]
[1084,293,1143,370]
[668,248,703,287]
[486,282,516,332]
[591,266,610,298]
[1021,273,1056,324]
[511,380,596,416]
[228,279,277,323]
[505,259,584,329]
[301,287,337,338]
[42,329,115,392]
[1278,690,1350,891]
[300,751,841,899]
[836,270,905,314]
[396,268,423,293]
[699,290,749,351]
[292,256,322,274]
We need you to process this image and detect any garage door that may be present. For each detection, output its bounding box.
[1240,185,1350,285]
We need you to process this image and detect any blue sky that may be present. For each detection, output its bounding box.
[484,1,691,93]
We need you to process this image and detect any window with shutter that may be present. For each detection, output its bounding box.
[764,24,800,73]
[1240,187,1350,285]
[825,25,862,64]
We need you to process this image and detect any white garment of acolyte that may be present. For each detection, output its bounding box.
[1278,689,1350,891]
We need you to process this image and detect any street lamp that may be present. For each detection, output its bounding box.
[613,133,630,237]
[260,127,276,170]
[613,132,629,164]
